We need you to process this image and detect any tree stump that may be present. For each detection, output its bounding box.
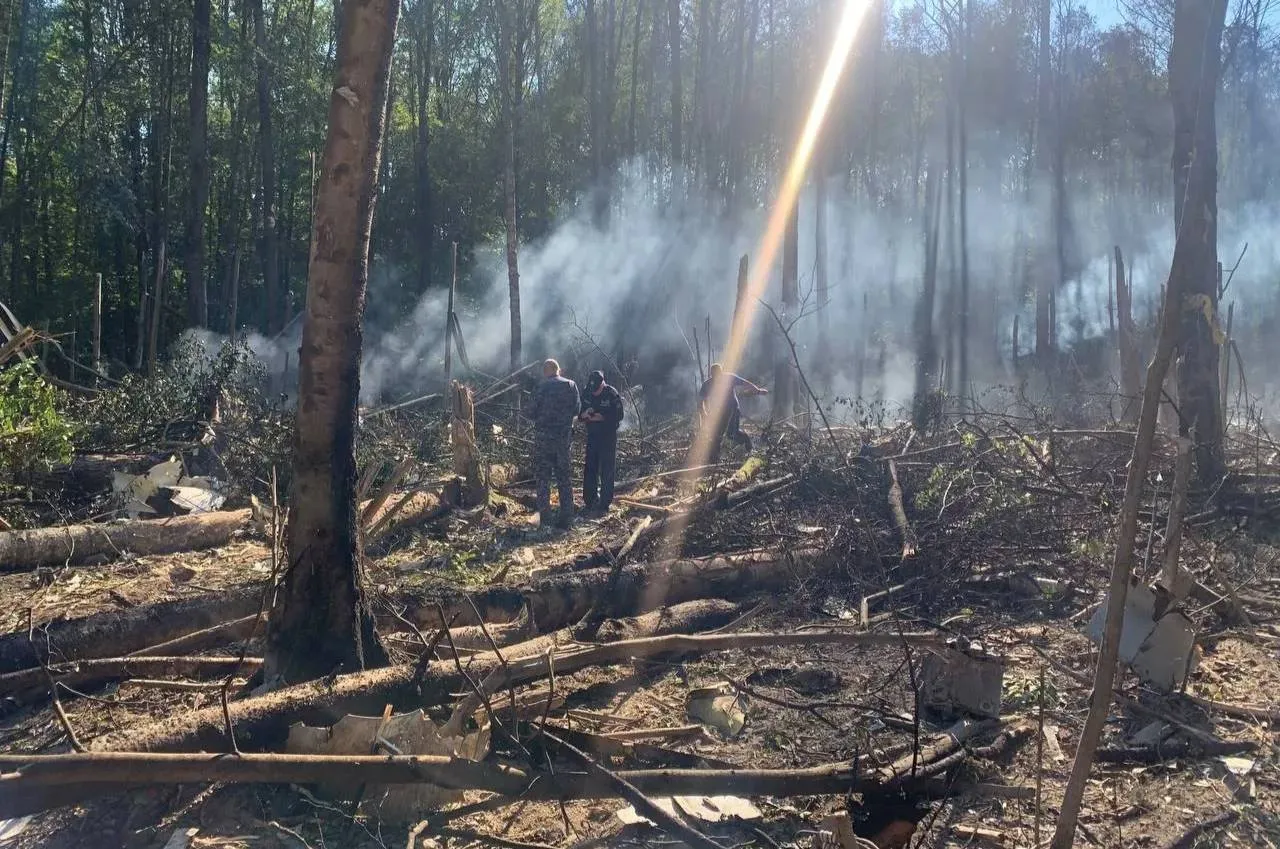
[449,380,488,507]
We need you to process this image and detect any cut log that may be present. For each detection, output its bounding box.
[0,509,255,571]
[0,586,264,674]
[89,622,941,755]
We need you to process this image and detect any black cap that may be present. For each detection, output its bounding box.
[587,370,605,388]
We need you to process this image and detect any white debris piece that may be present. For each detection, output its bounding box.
[1086,580,1197,693]
[285,709,490,821]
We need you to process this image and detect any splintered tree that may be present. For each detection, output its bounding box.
[264,0,401,684]
[1169,0,1228,486]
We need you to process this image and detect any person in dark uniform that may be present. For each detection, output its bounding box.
[578,370,624,516]
[699,362,767,463]
[529,358,580,528]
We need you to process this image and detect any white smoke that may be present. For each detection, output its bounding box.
[177,157,1280,418]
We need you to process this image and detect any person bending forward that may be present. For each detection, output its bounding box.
[698,362,767,463]
[579,370,624,516]
[530,358,580,528]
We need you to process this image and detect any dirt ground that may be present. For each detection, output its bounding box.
[2,417,1279,849]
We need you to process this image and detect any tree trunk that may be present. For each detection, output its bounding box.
[772,200,798,420]
[956,0,970,408]
[185,0,211,328]
[449,381,488,507]
[692,0,710,180]
[667,0,682,174]
[585,0,607,223]
[0,509,254,572]
[626,0,642,160]
[412,0,434,292]
[498,0,521,380]
[1169,0,1228,487]
[250,0,281,334]
[266,0,401,685]
[1033,0,1052,358]
[814,154,829,390]
[912,163,942,431]
[0,585,263,675]
[1115,246,1140,423]
[147,237,166,374]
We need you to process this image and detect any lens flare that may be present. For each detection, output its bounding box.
[650,0,876,580]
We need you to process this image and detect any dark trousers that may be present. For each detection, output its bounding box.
[708,407,751,463]
[583,429,618,510]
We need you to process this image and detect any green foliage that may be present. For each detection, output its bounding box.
[75,335,294,502]
[79,335,268,448]
[0,361,76,478]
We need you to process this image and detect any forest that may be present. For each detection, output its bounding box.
[2,0,1277,409]
[2,1,1280,848]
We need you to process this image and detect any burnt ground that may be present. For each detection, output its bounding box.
[2,407,1280,849]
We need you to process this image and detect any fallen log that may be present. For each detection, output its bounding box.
[0,508,255,571]
[0,728,983,819]
[0,586,264,674]
[403,547,828,633]
[1,546,816,680]
[367,489,448,541]
[90,599,741,753]
[444,599,736,655]
[90,622,942,755]
[0,656,260,708]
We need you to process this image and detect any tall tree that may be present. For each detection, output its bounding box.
[667,0,683,174]
[496,0,523,380]
[1033,0,1053,357]
[250,0,282,333]
[186,0,212,328]
[410,0,434,292]
[1170,0,1228,486]
[265,0,401,684]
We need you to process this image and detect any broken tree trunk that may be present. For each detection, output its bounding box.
[1115,246,1140,424]
[0,509,254,571]
[448,381,488,507]
[0,585,264,674]
[887,459,918,558]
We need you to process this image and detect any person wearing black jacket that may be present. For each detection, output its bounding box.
[578,370,623,516]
